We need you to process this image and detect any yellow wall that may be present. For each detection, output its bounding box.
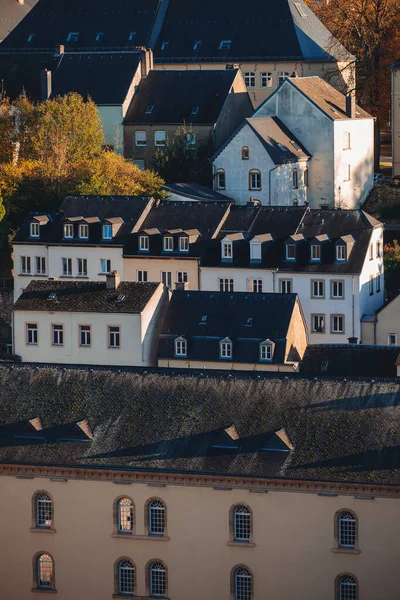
[123,257,200,290]
[361,294,400,346]
[0,472,399,599]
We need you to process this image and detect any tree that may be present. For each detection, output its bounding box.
[383,240,400,296]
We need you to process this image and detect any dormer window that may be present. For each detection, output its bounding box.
[310,244,321,261]
[175,337,187,357]
[30,222,40,238]
[64,224,74,239]
[250,241,261,261]
[79,224,88,240]
[103,224,112,240]
[242,146,249,160]
[220,338,232,359]
[286,244,296,260]
[179,237,189,252]
[139,235,149,252]
[336,245,346,261]
[163,236,173,251]
[222,241,233,260]
[219,40,232,50]
[67,32,79,42]
[260,342,273,362]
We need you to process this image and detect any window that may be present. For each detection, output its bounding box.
[179,237,189,252]
[36,553,54,590]
[343,164,351,181]
[280,279,292,294]
[252,279,263,293]
[242,146,249,160]
[190,106,199,116]
[20,256,31,274]
[77,258,87,277]
[338,511,356,548]
[331,315,344,333]
[30,222,40,238]
[67,32,79,42]
[376,240,381,257]
[35,256,46,275]
[163,236,173,252]
[260,343,272,361]
[103,224,112,240]
[128,32,136,42]
[52,324,63,346]
[161,41,169,50]
[118,560,135,595]
[331,280,344,299]
[311,245,321,261]
[79,325,91,347]
[154,130,166,147]
[149,561,166,597]
[117,497,134,533]
[311,280,325,298]
[175,338,187,357]
[27,323,38,345]
[177,272,188,283]
[388,333,397,346]
[219,40,232,49]
[220,340,232,359]
[369,275,374,295]
[100,259,111,274]
[109,326,120,348]
[249,169,261,190]
[62,257,72,276]
[250,241,261,261]
[234,567,252,600]
[139,235,149,251]
[135,131,147,146]
[260,72,272,88]
[79,224,88,239]
[286,244,296,260]
[161,272,172,288]
[233,505,251,541]
[27,33,36,43]
[292,169,299,189]
[278,71,289,84]
[134,159,145,169]
[145,105,154,114]
[369,243,374,260]
[64,223,74,238]
[312,314,325,333]
[222,241,233,260]
[303,167,309,187]
[186,132,196,149]
[244,72,255,87]
[137,270,148,282]
[219,278,234,292]
[338,575,357,600]
[336,245,346,261]
[149,499,165,536]
[35,493,52,528]
[376,273,381,292]
[193,41,202,50]
[293,199,299,207]
[343,132,351,150]
[95,32,103,41]
[216,169,226,190]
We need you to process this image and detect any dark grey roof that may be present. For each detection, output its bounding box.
[212,116,310,164]
[300,344,400,378]
[124,69,240,125]
[0,51,141,104]
[390,58,400,70]
[14,280,160,313]
[1,364,400,486]
[158,290,299,364]
[0,0,38,43]
[163,182,232,202]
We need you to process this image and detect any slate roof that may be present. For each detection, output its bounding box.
[158,290,299,364]
[163,182,232,202]
[212,116,310,164]
[0,364,400,486]
[201,207,380,275]
[124,69,240,125]
[300,344,400,378]
[0,0,38,43]
[14,280,160,314]
[0,51,141,104]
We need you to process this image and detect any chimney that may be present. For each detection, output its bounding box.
[175,281,189,291]
[40,69,52,101]
[345,91,356,119]
[106,270,121,290]
[17,0,25,4]
[139,48,153,78]
[55,44,65,56]
[348,336,358,344]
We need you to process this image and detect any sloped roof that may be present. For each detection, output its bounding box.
[0,364,400,485]
[163,182,231,202]
[124,69,240,125]
[0,0,38,43]
[14,280,160,314]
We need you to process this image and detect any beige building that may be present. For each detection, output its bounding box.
[361,292,400,346]
[391,58,400,174]
[0,365,399,599]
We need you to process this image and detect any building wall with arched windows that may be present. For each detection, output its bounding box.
[0,472,399,599]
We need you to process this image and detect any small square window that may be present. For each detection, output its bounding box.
[134,159,145,170]
[137,270,148,282]
[388,333,397,346]
[177,271,188,283]
[252,279,263,293]
[278,71,290,84]
[244,72,255,87]
[260,72,272,88]
[219,278,234,292]
[67,32,79,42]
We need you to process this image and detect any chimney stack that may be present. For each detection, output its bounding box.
[40,69,52,101]
[106,270,121,290]
[139,47,153,78]
[55,45,65,56]
[348,336,358,344]
[346,91,356,119]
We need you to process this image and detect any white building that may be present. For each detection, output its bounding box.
[212,76,375,209]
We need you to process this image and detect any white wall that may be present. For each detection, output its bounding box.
[358,227,385,331]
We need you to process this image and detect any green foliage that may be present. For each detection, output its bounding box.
[384,240,400,296]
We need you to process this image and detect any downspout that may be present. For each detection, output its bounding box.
[197,257,201,291]
[268,165,279,206]
[352,275,355,339]
[11,309,15,356]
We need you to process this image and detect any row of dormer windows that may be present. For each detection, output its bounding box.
[175,337,274,362]
[139,235,189,253]
[222,239,352,263]
[29,222,115,241]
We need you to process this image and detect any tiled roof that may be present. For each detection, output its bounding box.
[158,290,299,364]
[163,182,231,202]
[0,364,400,485]
[14,280,160,314]
[0,0,38,43]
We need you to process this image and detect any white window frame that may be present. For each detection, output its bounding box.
[35,256,46,275]
[179,237,189,252]
[154,130,166,147]
[249,170,261,191]
[175,338,187,357]
[20,256,31,274]
[79,325,91,347]
[163,236,173,252]
[26,323,38,345]
[244,72,255,87]
[233,505,251,541]
[137,270,148,283]
[250,242,261,261]
[108,326,120,349]
[135,131,147,147]
[139,235,149,251]
[220,340,232,359]
[149,562,166,596]
[278,71,289,84]
[64,223,74,239]
[219,278,234,292]
[103,224,112,240]
[30,222,40,238]
[286,244,296,261]
[177,271,188,283]
[216,169,226,190]
[222,241,233,260]
[77,258,87,277]
[311,314,325,333]
[311,280,325,298]
[161,271,172,288]
[52,324,64,347]
[100,259,111,274]
[336,245,346,261]
[252,279,263,293]
[388,333,397,346]
[260,72,272,88]
[62,257,72,276]
[79,224,89,239]
[280,279,292,294]
[343,132,351,150]
[331,314,344,334]
[260,343,272,361]
[331,280,344,299]
[338,511,356,548]
[310,244,321,261]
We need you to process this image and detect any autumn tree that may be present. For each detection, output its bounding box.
[384,240,400,296]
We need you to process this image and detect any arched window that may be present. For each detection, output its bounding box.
[216,169,226,190]
[234,567,252,600]
[338,511,356,548]
[118,560,135,595]
[233,505,251,541]
[36,553,54,590]
[292,169,298,189]
[35,492,52,528]
[242,146,249,160]
[293,199,299,207]
[249,169,261,191]
[149,499,166,536]
[304,167,309,187]
[149,561,166,597]
[338,575,357,600]
[117,497,134,533]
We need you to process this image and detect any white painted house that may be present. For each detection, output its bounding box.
[213,77,375,209]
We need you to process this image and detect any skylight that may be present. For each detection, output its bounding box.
[245,318,253,327]
[191,106,199,115]
[161,41,170,51]
[67,32,79,42]
[116,294,126,303]
[128,31,136,42]
[145,105,154,114]
[95,32,104,41]
[199,315,208,325]
[27,33,36,43]
[193,41,202,51]
[321,361,329,372]
[47,292,56,301]
[294,2,308,17]
[219,40,232,50]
